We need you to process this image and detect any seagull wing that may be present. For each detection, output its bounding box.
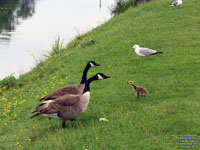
[170,0,178,6]
[173,1,178,6]
[138,48,157,56]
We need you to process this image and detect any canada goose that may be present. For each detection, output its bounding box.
[31,73,110,128]
[132,44,163,57]
[39,61,100,101]
[170,0,182,7]
[127,81,148,98]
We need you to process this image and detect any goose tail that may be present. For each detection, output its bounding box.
[30,113,40,119]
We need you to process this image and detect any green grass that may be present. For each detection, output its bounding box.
[1,0,200,149]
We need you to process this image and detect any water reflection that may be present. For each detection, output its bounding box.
[99,0,101,9]
[0,0,36,41]
[0,0,114,79]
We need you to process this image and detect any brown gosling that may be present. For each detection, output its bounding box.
[127,81,148,98]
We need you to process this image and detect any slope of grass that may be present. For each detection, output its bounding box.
[1,0,200,149]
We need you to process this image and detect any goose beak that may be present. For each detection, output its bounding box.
[95,63,101,66]
[104,75,110,79]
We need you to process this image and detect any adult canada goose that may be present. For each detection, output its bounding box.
[127,81,148,98]
[31,73,110,128]
[132,44,163,57]
[39,61,100,101]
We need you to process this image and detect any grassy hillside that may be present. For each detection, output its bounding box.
[1,0,200,149]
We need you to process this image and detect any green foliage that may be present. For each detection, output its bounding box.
[1,0,200,149]
[110,0,151,16]
[43,36,67,58]
[0,75,17,90]
[0,0,35,33]
[51,36,64,54]
[110,0,134,16]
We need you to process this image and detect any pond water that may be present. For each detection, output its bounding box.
[0,0,115,79]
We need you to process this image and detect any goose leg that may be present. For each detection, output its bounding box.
[62,120,66,128]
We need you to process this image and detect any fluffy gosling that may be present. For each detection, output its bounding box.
[127,81,148,98]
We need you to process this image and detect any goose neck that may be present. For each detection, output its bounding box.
[80,63,91,84]
[82,75,98,94]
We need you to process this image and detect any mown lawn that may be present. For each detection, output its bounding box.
[0,0,200,149]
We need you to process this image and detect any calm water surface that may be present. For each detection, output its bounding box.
[0,0,115,79]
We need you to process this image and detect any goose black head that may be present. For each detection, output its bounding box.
[89,61,100,67]
[96,73,110,80]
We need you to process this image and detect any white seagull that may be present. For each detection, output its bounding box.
[170,0,182,7]
[132,44,163,57]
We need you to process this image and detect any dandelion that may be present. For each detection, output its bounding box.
[95,137,99,140]
[16,142,19,145]
[3,122,7,126]
[51,76,56,80]
[35,95,39,99]
[28,138,31,142]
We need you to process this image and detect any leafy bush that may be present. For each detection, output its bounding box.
[110,0,134,16]
[0,75,17,90]
[110,0,151,16]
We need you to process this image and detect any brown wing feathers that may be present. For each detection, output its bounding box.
[33,94,80,115]
[40,84,83,101]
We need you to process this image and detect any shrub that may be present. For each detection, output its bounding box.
[0,75,17,90]
[110,0,151,16]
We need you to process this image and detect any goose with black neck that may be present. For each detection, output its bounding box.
[39,60,100,101]
[31,73,110,128]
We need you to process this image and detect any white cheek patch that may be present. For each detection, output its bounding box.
[97,74,104,80]
[90,62,95,67]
